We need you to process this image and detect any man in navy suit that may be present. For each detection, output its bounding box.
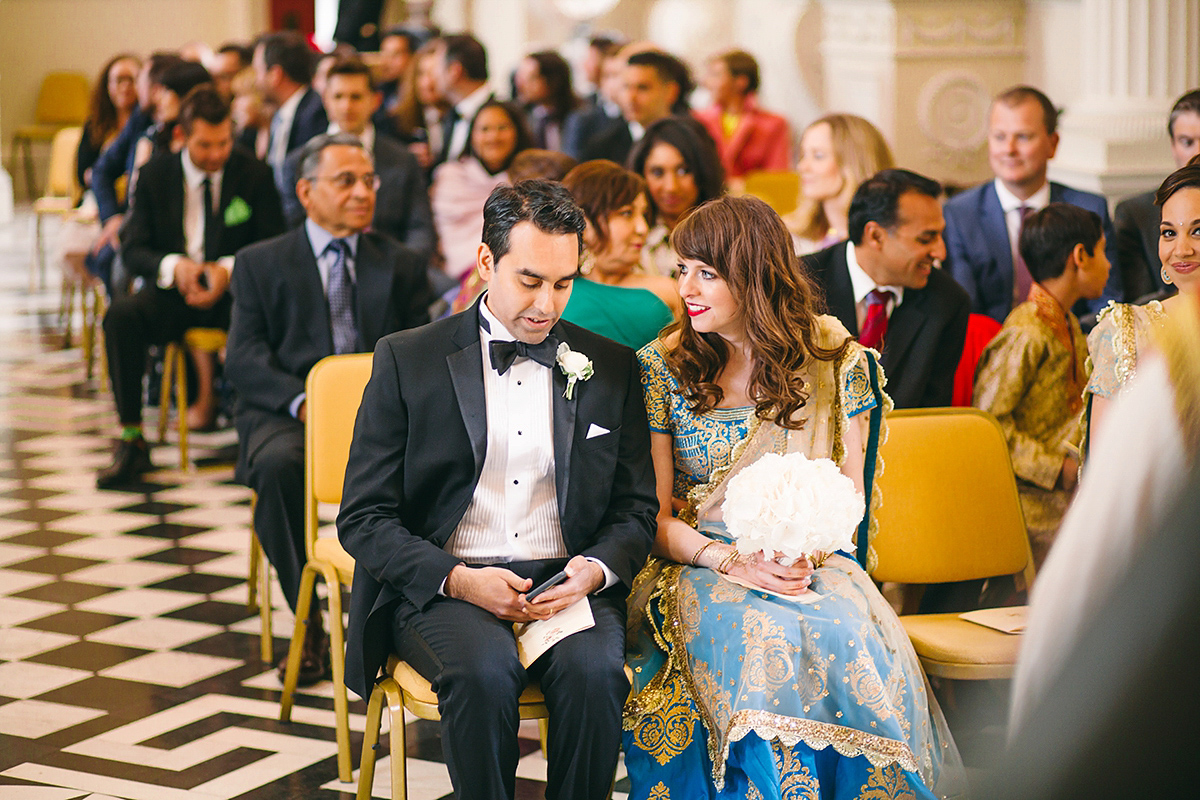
[280,59,435,263]
[944,86,1122,324]
[253,32,328,195]
[227,133,431,682]
[339,180,656,800]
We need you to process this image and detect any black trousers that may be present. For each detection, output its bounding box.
[242,414,306,612]
[391,561,628,800]
[102,284,231,426]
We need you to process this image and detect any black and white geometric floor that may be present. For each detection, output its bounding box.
[0,210,628,799]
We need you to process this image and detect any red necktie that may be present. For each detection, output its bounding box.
[859,289,894,350]
[1014,205,1034,306]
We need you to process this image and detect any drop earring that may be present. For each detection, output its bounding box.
[1162,266,1174,285]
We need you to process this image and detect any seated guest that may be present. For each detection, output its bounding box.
[514,50,580,152]
[132,61,213,173]
[281,59,435,262]
[77,54,142,193]
[312,44,359,96]
[581,48,691,166]
[944,86,1121,323]
[89,52,183,292]
[560,160,679,349]
[624,194,964,799]
[97,87,284,488]
[802,169,969,409]
[226,133,432,682]
[562,38,624,160]
[628,115,724,277]
[428,33,494,169]
[339,180,657,800]
[693,49,791,187]
[208,42,252,102]
[431,99,532,282]
[253,32,328,194]
[1010,165,1200,733]
[375,26,420,118]
[390,40,450,169]
[230,67,272,160]
[785,113,894,255]
[1086,157,1200,449]
[973,203,1111,567]
[1113,89,1200,301]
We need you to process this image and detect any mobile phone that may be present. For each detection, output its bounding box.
[197,270,209,289]
[525,569,568,602]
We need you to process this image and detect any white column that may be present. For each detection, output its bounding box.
[1050,0,1200,197]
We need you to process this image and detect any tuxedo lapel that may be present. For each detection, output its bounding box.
[448,304,487,478]
[550,326,577,521]
[292,228,334,354]
[827,244,860,336]
[167,155,187,253]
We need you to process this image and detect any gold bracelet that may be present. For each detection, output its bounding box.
[716,547,740,574]
[690,539,718,567]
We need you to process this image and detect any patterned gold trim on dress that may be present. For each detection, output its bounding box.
[726,709,920,774]
[1156,292,1200,460]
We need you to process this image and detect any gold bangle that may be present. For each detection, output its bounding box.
[690,539,718,567]
[716,547,740,574]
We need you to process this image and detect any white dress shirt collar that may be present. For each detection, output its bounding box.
[327,122,376,154]
[845,241,905,308]
[181,147,223,197]
[994,177,1051,214]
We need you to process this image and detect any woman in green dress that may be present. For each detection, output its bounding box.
[560,160,680,349]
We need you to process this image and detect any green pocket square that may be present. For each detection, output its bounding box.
[224,196,252,227]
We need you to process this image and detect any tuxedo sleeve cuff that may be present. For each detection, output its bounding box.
[288,393,306,419]
[158,254,183,288]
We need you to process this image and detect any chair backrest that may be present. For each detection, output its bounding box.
[43,126,83,201]
[871,407,1035,586]
[743,169,800,216]
[304,353,375,549]
[35,72,91,126]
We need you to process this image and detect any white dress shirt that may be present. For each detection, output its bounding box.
[328,122,376,155]
[442,298,617,590]
[845,241,905,332]
[156,149,235,288]
[269,86,306,174]
[445,84,492,163]
[994,178,1051,266]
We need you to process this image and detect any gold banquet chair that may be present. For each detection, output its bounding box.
[279,352,374,783]
[871,407,1036,680]
[742,169,800,216]
[10,71,90,199]
[33,125,84,290]
[158,328,228,469]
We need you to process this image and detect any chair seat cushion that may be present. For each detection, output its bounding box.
[313,536,355,584]
[899,612,1021,666]
[33,197,74,213]
[387,656,547,706]
[14,124,64,142]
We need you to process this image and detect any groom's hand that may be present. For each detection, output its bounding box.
[444,565,535,622]
[521,555,603,618]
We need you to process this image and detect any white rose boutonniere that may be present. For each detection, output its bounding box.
[556,342,593,400]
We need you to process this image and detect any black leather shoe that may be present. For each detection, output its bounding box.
[278,625,330,688]
[96,436,153,489]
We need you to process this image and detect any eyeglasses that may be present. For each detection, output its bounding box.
[308,172,381,191]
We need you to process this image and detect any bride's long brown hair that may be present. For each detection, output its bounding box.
[665,195,847,429]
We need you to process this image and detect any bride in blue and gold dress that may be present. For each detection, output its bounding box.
[623,195,965,799]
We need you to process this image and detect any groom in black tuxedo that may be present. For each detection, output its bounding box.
[339,180,657,800]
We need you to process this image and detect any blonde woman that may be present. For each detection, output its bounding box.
[785,113,894,255]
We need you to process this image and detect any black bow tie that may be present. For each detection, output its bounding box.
[489,337,559,375]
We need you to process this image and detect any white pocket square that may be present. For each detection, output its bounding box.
[585,423,611,440]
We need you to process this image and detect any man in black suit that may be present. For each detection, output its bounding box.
[339,181,657,800]
[803,169,969,409]
[280,59,435,263]
[581,48,690,166]
[253,32,328,195]
[428,33,494,169]
[226,133,432,682]
[96,87,284,489]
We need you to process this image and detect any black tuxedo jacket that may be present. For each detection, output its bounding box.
[225,226,432,478]
[580,118,635,166]
[280,133,436,261]
[286,88,329,153]
[120,147,284,281]
[803,241,970,409]
[338,300,658,696]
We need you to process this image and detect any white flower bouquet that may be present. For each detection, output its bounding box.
[721,452,864,564]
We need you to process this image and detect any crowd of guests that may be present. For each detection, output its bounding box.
[53,22,1200,799]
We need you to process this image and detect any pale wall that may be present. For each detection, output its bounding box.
[0,0,267,190]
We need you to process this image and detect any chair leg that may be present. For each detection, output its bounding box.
[175,349,188,470]
[279,562,318,722]
[60,280,76,348]
[34,213,45,293]
[385,680,407,800]
[80,286,94,379]
[19,136,37,201]
[323,564,353,783]
[247,530,260,613]
[258,539,273,664]
[94,290,108,390]
[357,677,386,800]
[158,343,176,445]
[539,717,549,759]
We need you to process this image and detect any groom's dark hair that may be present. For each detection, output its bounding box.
[481,179,586,263]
